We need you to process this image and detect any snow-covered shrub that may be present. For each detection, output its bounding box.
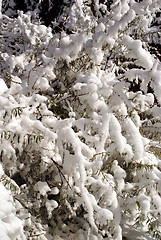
[0,0,161,239]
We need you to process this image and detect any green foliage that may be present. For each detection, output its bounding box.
[0,175,20,194]
[25,134,44,145]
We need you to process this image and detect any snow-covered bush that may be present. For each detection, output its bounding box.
[0,0,161,239]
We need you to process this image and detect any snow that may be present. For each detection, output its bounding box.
[122,118,144,161]
[0,1,161,239]
[0,176,25,240]
[34,181,51,196]
[0,79,8,95]
[88,48,104,65]
[0,227,11,240]
[0,0,2,19]
[109,114,127,154]
[123,36,153,69]
[95,208,113,226]
[0,164,4,177]
[50,187,59,195]
[9,54,25,73]
[138,194,151,215]
[45,200,58,218]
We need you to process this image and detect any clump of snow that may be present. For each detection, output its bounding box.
[34,181,51,196]
[50,187,59,195]
[45,200,58,218]
[138,194,151,215]
[95,208,113,226]
[123,36,153,69]
[109,114,127,154]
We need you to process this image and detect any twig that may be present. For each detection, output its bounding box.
[29,232,45,238]
[14,196,28,209]
[55,92,90,104]
[51,158,71,189]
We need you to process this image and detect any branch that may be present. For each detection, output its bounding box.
[51,158,71,189]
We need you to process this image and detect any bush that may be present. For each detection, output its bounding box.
[0,1,161,239]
